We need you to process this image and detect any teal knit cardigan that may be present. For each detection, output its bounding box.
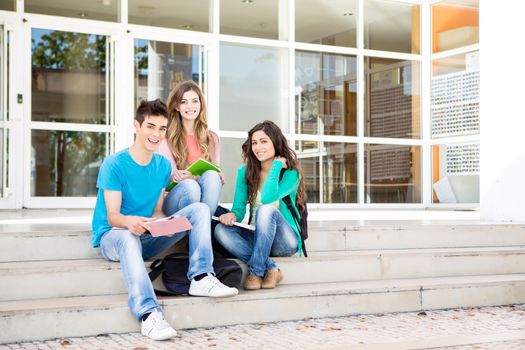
[230,160,303,256]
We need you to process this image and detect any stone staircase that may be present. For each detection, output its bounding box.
[1,221,525,344]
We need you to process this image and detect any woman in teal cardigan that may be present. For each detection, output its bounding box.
[215,120,307,290]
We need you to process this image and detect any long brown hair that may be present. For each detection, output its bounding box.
[241,120,307,206]
[166,80,211,168]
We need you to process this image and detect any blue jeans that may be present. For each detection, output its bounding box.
[163,170,221,217]
[99,202,214,321]
[214,204,298,276]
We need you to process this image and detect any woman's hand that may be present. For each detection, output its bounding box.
[171,170,194,183]
[274,156,288,168]
[219,212,237,226]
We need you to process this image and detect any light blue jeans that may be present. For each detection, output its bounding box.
[214,204,298,276]
[99,202,214,321]
[163,170,222,217]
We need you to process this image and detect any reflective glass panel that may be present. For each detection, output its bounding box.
[135,39,203,110]
[296,51,357,136]
[365,144,421,203]
[296,0,357,47]
[31,130,107,197]
[432,142,479,203]
[32,29,107,124]
[0,28,4,122]
[0,29,5,197]
[432,1,479,53]
[364,0,420,54]
[129,0,209,32]
[25,0,118,22]
[323,142,357,203]
[431,51,479,138]
[0,0,15,11]
[296,141,320,203]
[219,137,244,204]
[221,0,280,40]
[295,141,357,204]
[0,130,5,197]
[220,43,288,132]
[365,57,420,139]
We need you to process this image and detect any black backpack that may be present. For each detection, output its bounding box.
[148,252,242,296]
[280,169,309,257]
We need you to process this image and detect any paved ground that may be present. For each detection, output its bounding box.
[2,304,525,350]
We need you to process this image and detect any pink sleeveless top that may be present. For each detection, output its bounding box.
[185,135,203,166]
[156,131,220,176]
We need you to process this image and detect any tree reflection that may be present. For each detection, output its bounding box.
[31,30,107,197]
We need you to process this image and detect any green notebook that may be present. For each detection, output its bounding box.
[186,159,221,176]
[165,159,221,192]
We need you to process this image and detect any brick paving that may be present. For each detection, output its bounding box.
[2,304,525,350]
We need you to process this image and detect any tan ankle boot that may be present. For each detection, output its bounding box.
[243,274,263,290]
[261,269,283,289]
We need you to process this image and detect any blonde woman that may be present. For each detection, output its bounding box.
[157,80,223,216]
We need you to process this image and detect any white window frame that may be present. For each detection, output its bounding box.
[22,15,118,208]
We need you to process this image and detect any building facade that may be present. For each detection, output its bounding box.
[0,0,480,211]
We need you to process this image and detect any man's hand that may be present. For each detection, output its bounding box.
[219,212,237,226]
[124,216,155,235]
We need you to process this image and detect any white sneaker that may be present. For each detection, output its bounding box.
[189,273,239,297]
[141,311,178,341]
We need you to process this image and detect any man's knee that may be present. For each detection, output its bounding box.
[102,230,141,261]
[187,201,208,214]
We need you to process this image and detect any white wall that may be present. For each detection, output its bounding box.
[480,0,525,222]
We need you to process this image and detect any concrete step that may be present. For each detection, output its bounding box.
[3,246,525,301]
[2,273,525,344]
[2,222,525,262]
[307,222,525,252]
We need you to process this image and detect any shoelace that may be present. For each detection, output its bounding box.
[150,313,169,330]
[205,275,230,289]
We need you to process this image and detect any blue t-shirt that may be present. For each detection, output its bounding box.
[91,149,171,247]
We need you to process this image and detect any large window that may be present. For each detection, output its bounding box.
[296,0,357,47]
[432,1,479,53]
[431,1,479,204]
[0,27,7,199]
[365,144,421,203]
[220,0,281,40]
[364,0,420,54]
[296,141,358,204]
[25,0,118,22]
[365,57,421,139]
[220,43,288,132]
[134,39,203,110]
[129,0,209,32]
[30,29,110,198]
[296,51,357,136]
[0,0,481,208]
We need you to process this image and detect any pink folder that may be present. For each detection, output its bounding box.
[148,215,192,237]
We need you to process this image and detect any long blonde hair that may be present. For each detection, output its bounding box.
[166,80,211,168]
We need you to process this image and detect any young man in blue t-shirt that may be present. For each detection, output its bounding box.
[92,99,238,341]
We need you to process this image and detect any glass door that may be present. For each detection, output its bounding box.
[134,38,205,110]
[0,27,7,202]
[24,23,114,207]
[0,23,18,209]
